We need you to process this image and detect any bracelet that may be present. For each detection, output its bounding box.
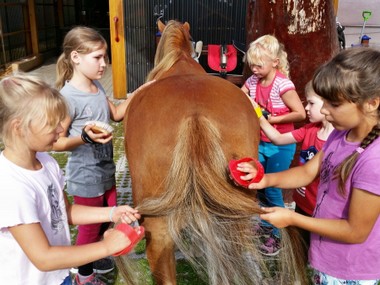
[81,128,97,144]
[262,110,270,120]
[254,106,263,118]
[109,206,116,223]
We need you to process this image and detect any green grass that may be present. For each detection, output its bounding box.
[1,121,313,285]
[45,121,208,285]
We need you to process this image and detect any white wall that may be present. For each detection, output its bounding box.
[336,0,380,48]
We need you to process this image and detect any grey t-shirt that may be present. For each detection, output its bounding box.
[60,80,115,197]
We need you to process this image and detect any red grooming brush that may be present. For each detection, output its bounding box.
[113,223,145,256]
[228,157,264,188]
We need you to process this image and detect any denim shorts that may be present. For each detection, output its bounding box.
[312,269,380,285]
[60,275,72,285]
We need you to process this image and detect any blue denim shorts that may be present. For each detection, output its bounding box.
[60,275,72,285]
[312,269,380,285]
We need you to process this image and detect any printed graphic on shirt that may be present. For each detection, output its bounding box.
[313,152,335,219]
[93,143,113,160]
[299,145,318,164]
[47,183,64,233]
[84,106,93,117]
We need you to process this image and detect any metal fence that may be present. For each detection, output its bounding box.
[0,0,77,70]
[0,0,28,70]
[124,0,248,91]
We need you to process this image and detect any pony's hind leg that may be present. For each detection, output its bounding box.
[144,217,177,285]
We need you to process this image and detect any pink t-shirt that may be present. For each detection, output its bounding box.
[244,70,296,142]
[309,129,380,280]
[291,123,325,215]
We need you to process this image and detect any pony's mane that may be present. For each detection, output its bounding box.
[146,20,193,81]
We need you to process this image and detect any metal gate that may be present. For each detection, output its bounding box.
[124,0,248,91]
[0,0,61,73]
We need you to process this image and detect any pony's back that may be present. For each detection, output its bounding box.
[118,19,308,285]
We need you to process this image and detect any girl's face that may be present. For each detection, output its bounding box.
[26,120,64,152]
[304,92,325,123]
[75,47,107,80]
[249,55,278,80]
[320,99,360,131]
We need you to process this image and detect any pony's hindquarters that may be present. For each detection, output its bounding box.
[136,113,267,285]
[120,76,308,285]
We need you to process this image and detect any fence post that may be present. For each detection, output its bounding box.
[109,0,127,99]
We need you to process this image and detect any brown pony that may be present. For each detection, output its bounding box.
[118,20,307,285]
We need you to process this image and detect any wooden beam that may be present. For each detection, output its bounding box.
[109,0,127,99]
[333,0,339,16]
[56,0,64,28]
[27,0,39,55]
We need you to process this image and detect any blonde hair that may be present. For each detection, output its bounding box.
[55,26,107,89]
[313,47,380,195]
[246,34,290,77]
[0,73,68,146]
[146,20,192,81]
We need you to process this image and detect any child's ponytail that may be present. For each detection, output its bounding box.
[277,43,290,78]
[55,53,73,90]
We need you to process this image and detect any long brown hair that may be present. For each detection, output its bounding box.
[313,47,380,195]
[55,26,107,89]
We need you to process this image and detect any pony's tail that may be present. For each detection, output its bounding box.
[118,114,308,285]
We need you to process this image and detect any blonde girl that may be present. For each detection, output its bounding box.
[0,74,140,285]
[241,34,305,255]
[240,47,380,284]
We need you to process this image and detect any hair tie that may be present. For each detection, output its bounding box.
[356,147,364,154]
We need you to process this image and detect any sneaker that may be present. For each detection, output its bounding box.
[259,234,281,256]
[93,257,115,274]
[73,273,106,285]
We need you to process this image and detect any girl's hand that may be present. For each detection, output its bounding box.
[236,162,267,189]
[259,207,293,228]
[111,205,141,224]
[82,124,113,144]
[128,79,156,100]
[102,228,132,255]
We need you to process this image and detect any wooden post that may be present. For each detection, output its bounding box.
[56,0,64,28]
[244,0,339,179]
[245,0,339,100]
[109,0,127,99]
[27,0,39,55]
[333,0,339,16]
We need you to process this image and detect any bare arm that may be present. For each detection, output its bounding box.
[52,116,84,151]
[260,188,380,244]
[238,150,322,190]
[241,84,249,95]
[268,90,306,124]
[64,194,140,226]
[9,223,128,271]
[7,194,141,271]
[52,116,112,151]
[259,116,297,145]
[108,80,156,122]
[108,96,132,122]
